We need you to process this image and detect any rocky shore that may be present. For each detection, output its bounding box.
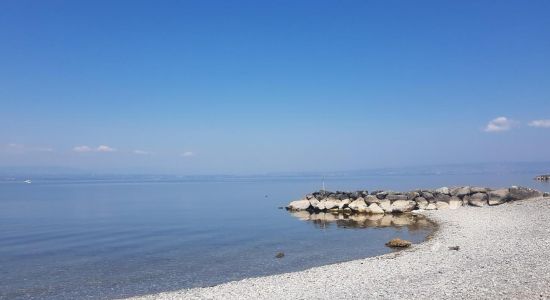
[535,174,550,181]
[127,196,550,300]
[287,186,548,214]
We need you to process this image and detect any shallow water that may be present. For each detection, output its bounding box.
[0,165,549,299]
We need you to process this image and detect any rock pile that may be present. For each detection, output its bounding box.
[287,186,548,214]
[535,175,550,181]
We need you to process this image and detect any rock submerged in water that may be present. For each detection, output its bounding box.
[286,186,545,214]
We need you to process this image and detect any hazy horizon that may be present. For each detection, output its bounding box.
[1,160,549,178]
[1,1,549,174]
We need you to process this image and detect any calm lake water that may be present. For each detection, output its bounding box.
[1,165,549,299]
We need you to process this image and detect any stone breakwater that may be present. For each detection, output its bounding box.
[535,174,550,181]
[287,186,549,214]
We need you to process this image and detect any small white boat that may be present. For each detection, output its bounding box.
[24,180,32,184]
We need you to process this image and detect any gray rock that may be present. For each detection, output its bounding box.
[390,200,416,213]
[468,193,488,207]
[452,186,471,197]
[376,191,388,199]
[508,186,543,201]
[407,191,420,200]
[288,199,311,211]
[421,191,435,201]
[364,195,380,204]
[488,189,509,206]
[415,197,428,209]
[434,193,451,203]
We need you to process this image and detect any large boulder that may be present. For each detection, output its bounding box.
[415,197,429,209]
[288,199,311,211]
[468,193,488,207]
[508,186,543,201]
[390,200,416,213]
[309,198,320,210]
[434,193,451,203]
[451,186,471,198]
[435,201,449,210]
[323,198,340,210]
[379,200,392,213]
[348,198,368,213]
[421,191,435,202]
[367,203,384,214]
[407,191,420,200]
[488,189,509,206]
[449,196,463,209]
[338,198,351,209]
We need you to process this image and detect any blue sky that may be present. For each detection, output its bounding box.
[1,0,549,174]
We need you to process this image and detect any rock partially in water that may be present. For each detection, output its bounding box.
[379,200,392,213]
[391,200,416,213]
[367,203,384,214]
[287,186,543,213]
[348,198,368,212]
[287,199,311,211]
[275,252,285,259]
[385,238,412,248]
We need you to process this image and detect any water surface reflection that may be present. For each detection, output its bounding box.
[289,211,433,231]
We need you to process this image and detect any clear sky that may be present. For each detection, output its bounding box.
[1,0,549,174]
